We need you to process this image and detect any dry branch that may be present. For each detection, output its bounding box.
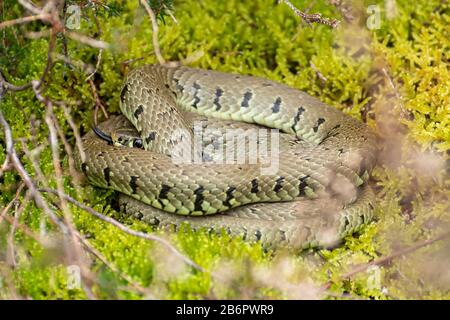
[140,0,166,64]
[279,0,340,28]
[39,187,206,273]
[323,230,450,290]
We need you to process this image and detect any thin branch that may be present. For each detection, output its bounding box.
[39,187,206,273]
[64,30,110,49]
[89,78,109,126]
[54,53,95,75]
[0,13,51,30]
[6,191,31,268]
[310,61,327,84]
[328,0,354,22]
[73,230,152,295]
[0,109,69,234]
[279,0,340,28]
[62,105,86,164]
[323,230,450,289]
[0,70,32,92]
[18,0,42,15]
[85,49,103,81]
[140,0,166,64]
[0,183,25,223]
[382,68,409,119]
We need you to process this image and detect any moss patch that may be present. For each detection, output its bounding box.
[0,0,448,299]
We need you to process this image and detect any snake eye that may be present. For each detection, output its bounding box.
[133,139,143,149]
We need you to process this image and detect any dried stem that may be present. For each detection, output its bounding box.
[39,187,206,273]
[0,13,51,30]
[89,79,109,126]
[323,230,450,289]
[140,0,166,64]
[279,0,340,28]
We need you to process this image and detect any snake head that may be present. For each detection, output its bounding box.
[93,126,143,149]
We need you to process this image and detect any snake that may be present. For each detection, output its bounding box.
[75,64,377,250]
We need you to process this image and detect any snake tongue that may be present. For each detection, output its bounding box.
[92,126,113,145]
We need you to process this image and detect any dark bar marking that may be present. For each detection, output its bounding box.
[159,184,171,200]
[103,167,111,186]
[214,87,224,111]
[134,105,144,119]
[342,216,351,230]
[151,217,160,226]
[313,117,326,133]
[194,186,205,212]
[274,176,285,192]
[130,176,139,194]
[251,179,259,193]
[298,175,309,196]
[145,132,156,144]
[120,84,129,103]
[241,91,253,108]
[317,124,341,145]
[192,82,201,109]
[173,78,184,92]
[291,106,305,132]
[224,186,236,207]
[279,230,287,242]
[271,97,282,113]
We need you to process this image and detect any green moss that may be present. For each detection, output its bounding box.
[0,0,448,299]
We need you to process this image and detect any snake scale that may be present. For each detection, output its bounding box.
[75,64,377,250]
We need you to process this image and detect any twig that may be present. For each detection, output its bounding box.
[0,183,25,223]
[85,49,103,81]
[54,53,95,75]
[18,0,42,15]
[310,61,327,84]
[323,230,450,289]
[381,68,409,119]
[328,0,354,22]
[6,190,31,268]
[52,108,83,186]
[0,158,12,177]
[0,69,32,92]
[73,230,152,295]
[163,4,178,24]
[64,30,110,49]
[0,13,51,30]
[89,79,109,126]
[35,29,57,91]
[0,109,69,234]
[279,0,340,28]
[44,102,97,298]
[140,0,166,64]
[39,187,206,273]
[62,105,86,164]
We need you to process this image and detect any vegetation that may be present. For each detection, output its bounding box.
[0,0,448,299]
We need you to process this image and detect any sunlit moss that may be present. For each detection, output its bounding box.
[0,0,448,299]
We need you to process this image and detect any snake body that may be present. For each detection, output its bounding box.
[75,65,377,250]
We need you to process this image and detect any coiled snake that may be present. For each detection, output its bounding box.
[75,65,377,250]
